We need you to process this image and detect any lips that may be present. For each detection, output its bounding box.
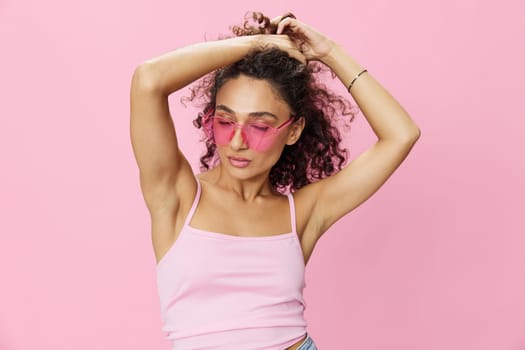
[228,156,251,168]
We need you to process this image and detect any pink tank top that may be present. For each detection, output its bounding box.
[156,179,308,350]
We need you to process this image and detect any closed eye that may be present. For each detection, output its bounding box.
[214,116,235,125]
[249,123,271,131]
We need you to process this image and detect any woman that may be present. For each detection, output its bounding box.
[130,12,420,350]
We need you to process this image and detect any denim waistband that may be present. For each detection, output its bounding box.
[296,332,318,350]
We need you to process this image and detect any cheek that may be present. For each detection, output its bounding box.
[252,135,278,152]
[257,135,291,162]
[257,144,288,167]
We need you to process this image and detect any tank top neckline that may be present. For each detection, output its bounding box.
[183,177,298,241]
[186,225,296,241]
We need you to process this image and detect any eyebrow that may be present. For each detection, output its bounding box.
[216,104,278,120]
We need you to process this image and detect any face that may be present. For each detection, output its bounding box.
[210,74,304,179]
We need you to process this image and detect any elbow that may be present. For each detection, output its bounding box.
[131,63,161,93]
[398,127,421,145]
[405,122,421,142]
[411,127,421,142]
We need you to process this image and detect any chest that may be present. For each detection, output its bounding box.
[189,193,294,237]
[161,232,306,293]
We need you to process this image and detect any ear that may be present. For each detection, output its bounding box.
[285,117,305,146]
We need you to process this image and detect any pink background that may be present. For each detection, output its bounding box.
[1,0,524,349]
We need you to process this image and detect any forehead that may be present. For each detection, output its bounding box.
[215,75,291,118]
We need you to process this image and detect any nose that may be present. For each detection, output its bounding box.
[229,126,248,151]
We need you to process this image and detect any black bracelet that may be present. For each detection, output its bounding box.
[347,69,368,92]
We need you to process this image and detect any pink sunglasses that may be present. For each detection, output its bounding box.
[202,109,295,152]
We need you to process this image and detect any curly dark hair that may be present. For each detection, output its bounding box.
[187,11,357,193]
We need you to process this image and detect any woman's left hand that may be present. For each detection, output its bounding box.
[271,15,335,62]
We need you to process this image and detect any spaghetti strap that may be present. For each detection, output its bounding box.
[183,177,202,228]
[286,193,297,234]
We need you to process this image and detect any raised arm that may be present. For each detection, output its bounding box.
[130,35,304,214]
[275,17,421,235]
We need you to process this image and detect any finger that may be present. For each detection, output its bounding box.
[297,54,307,65]
[290,53,307,65]
[287,49,307,65]
[276,17,295,35]
[270,15,283,26]
[280,12,297,22]
[271,12,296,27]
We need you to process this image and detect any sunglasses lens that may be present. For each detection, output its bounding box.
[212,118,235,145]
[244,124,277,151]
[211,116,286,151]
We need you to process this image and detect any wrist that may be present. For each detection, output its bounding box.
[316,39,338,62]
[319,41,345,66]
[319,43,366,85]
[249,34,271,50]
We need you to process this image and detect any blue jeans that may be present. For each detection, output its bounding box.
[296,332,318,350]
